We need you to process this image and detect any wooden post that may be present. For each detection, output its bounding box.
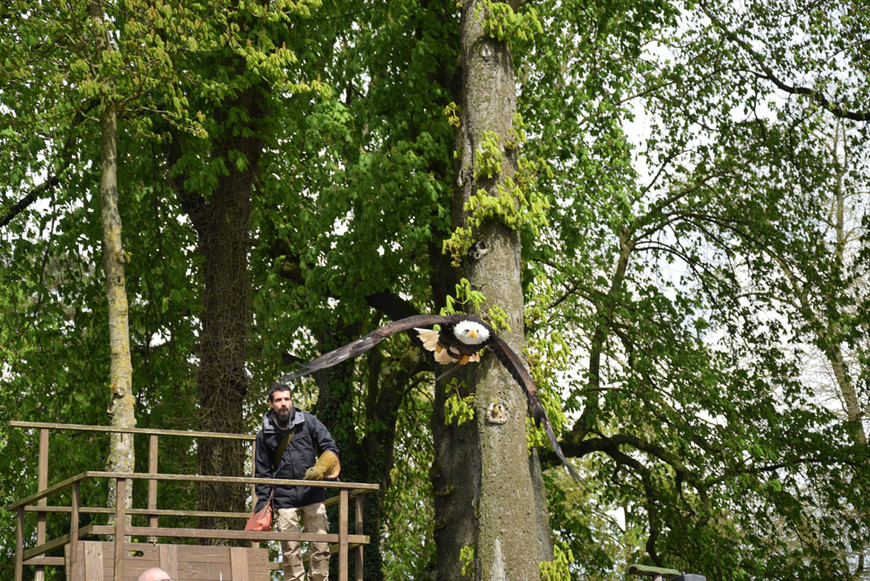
[69,481,80,577]
[338,489,349,581]
[15,507,24,581]
[113,477,127,581]
[355,495,364,581]
[250,439,257,492]
[35,428,49,581]
[250,439,258,549]
[159,544,179,579]
[148,434,159,542]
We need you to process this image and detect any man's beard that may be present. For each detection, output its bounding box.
[273,407,292,428]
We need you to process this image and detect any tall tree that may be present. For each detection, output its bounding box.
[164,0,328,524]
[518,0,870,576]
[170,79,264,529]
[88,0,136,514]
[1,0,208,576]
[432,1,552,578]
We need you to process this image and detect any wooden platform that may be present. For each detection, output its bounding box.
[7,421,379,581]
[65,542,271,581]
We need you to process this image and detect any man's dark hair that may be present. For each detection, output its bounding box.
[268,380,293,402]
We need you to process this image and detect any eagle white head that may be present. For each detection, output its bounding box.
[453,320,490,345]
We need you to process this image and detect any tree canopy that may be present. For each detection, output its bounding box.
[1,0,867,579]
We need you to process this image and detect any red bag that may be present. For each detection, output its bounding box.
[245,491,273,531]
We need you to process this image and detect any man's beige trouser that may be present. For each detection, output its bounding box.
[276,503,330,581]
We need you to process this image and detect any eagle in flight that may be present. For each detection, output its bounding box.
[284,314,580,480]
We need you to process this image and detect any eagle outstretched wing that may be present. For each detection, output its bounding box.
[285,313,580,480]
[284,314,465,381]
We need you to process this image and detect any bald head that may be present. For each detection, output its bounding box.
[136,567,171,581]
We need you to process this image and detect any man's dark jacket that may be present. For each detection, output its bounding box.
[254,406,339,511]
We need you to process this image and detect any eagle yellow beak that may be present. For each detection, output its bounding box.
[467,329,478,339]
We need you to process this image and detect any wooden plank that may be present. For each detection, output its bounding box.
[159,545,178,579]
[250,439,258,513]
[6,472,90,511]
[63,543,74,581]
[9,420,257,441]
[230,547,247,579]
[84,471,380,490]
[69,482,80,578]
[24,520,367,561]
[84,542,104,581]
[26,499,374,519]
[23,525,97,560]
[22,557,65,567]
[87,524,365,543]
[74,542,156,581]
[15,507,23,581]
[68,543,272,581]
[68,542,158,581]
[113,478,126,581]
[148,435,159,538]
[160,545,269,581]
[8,470,377,512]
[355,494,364,581]
[25,505,251,519]
[24,533,72,561]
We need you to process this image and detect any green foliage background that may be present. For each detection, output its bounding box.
[1,0,868,579]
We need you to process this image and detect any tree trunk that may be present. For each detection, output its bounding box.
[194,174,253,529]
[432,1,549,579]
[432,366,481,581]
[160,34,266,523]
[184,86,263,529]
[91,0,136,513]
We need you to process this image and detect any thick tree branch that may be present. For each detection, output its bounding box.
[553,433,674,565]
[1,105,91,229]
[0,177,58,229]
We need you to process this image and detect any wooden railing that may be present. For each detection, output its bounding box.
[5,421,378,581]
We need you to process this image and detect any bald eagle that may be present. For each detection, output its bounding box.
[284,314,580,480]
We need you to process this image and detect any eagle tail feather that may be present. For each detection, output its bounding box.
[537,403,582,482]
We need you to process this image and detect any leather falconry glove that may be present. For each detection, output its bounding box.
[304,451,340,481]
